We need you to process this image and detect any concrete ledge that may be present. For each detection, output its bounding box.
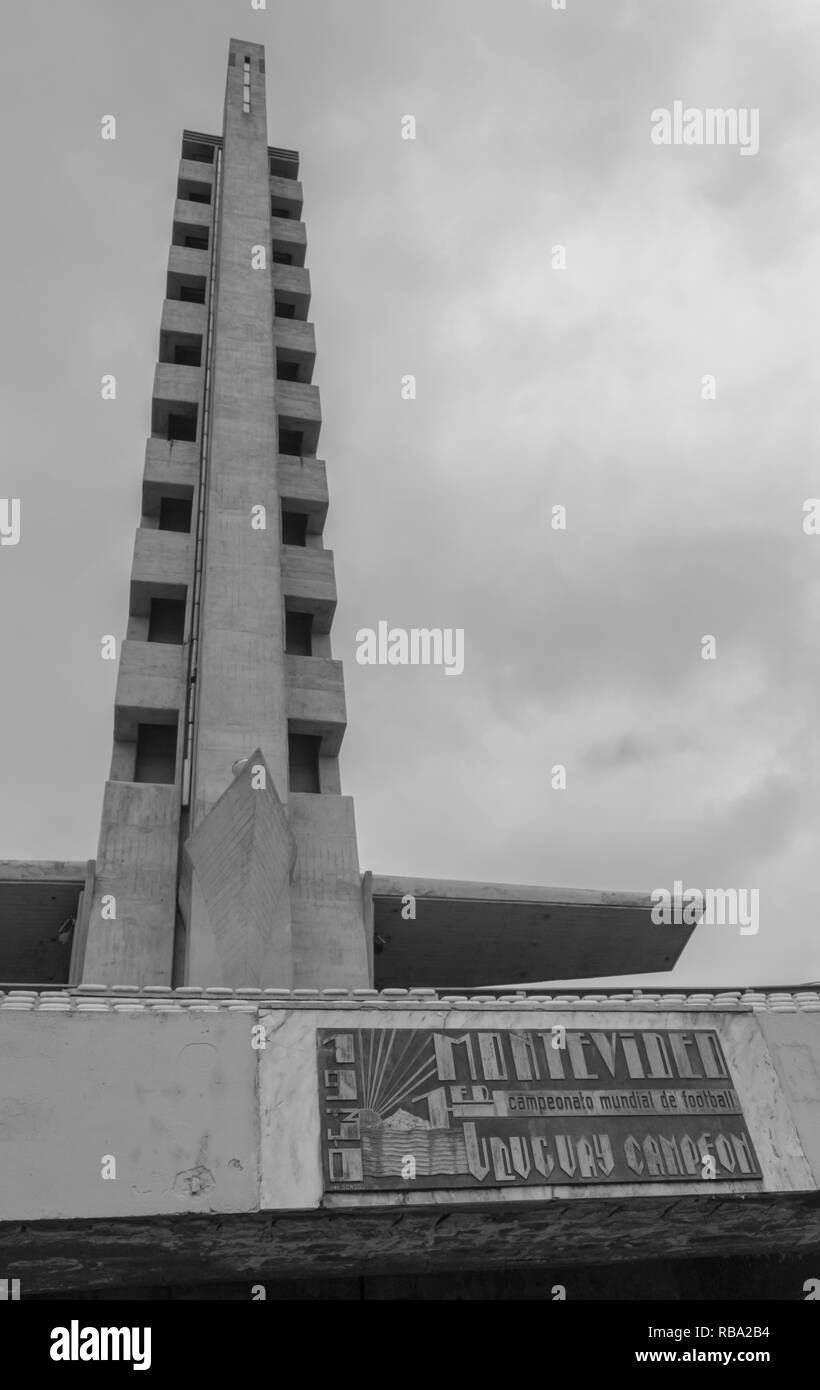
[142,441,199,518]
[285,654,346,755]
[172,197,212,230]
[271,264,310,318]
[276,381,321,454]
[281,546,336,631]
[0,992,812,1011]
[131,528,194,606]
[0,861,89,882]
[167,245,209,280]
[371,877,694,988]
[277,457,327,534]
[114,641,186,741]
[269,174,303,217]
[271,216,306,266]
[160,299,207,339]
[152,362,203,408]
[3,1190,820,1295]
[179,157,215,186]
[273,316,315,358]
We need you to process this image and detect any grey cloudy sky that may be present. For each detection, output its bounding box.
[2,0,819,987]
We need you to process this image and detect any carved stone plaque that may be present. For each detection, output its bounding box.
[317,1028,761,1191]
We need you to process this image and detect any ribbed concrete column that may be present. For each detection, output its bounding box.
[183,40,295,986]
[190,39,290,827]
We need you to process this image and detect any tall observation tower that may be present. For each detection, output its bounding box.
[82,38,369,990]
[3,37,694,996]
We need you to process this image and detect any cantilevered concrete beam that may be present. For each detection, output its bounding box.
[0,861,94,987]
[369,876,695,989]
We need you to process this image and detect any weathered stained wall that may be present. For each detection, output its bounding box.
[83,785,180,987]
[757,1010,820,1185]
[0,1007,258,1221]
[1,992,820,1293]
[2,995,820,1226]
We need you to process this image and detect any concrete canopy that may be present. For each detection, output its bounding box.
[369,876,694,989]
[0,862,90,986]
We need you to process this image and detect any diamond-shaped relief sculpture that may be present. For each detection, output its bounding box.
[184,749,297,985]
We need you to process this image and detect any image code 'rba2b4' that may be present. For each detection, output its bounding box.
[318,1028,762,1191]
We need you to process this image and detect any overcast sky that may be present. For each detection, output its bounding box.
[2,0,819,987]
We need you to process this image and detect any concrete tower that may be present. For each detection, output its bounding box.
[31,37,695,1002]
[80,39,370,990]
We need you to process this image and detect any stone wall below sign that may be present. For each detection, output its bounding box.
[0,1000,816,1225]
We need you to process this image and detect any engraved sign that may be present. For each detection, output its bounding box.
[317,1028,761,1191]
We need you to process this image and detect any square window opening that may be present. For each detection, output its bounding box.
[135,722,178,785]
[178,179,212,206]
[281,509,308,546]
[285,609,313,655]
[182,139,215,165]
[169,274,207,304]
[288,732,321,793]
[173,344,201,367]
[158,496,193,534]
[147,596,186,644]
[278,428,303,457]
[173,221,210,251]
[167,411,197,443]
